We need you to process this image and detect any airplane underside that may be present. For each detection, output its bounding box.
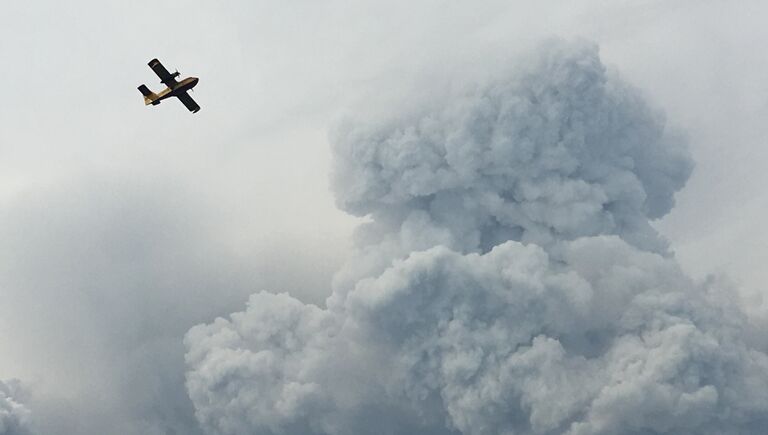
[138,58,200,113]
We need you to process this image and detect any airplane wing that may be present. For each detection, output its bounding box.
[176,91,200,113]
[148,58,178,86]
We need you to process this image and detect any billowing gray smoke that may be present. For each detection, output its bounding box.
[0,380,30,435]
[184,40,768,434]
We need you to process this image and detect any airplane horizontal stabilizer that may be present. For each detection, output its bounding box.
[137,84,153,96]
[137,85,159,106]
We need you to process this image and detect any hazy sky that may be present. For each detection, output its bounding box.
[1,1,767,434]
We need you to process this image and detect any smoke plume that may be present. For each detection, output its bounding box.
[0,380,30,435]
[184,40,768,434]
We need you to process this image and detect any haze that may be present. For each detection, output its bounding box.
[1,1,767,434]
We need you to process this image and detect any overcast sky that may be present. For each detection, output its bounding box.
[1,1,768,434]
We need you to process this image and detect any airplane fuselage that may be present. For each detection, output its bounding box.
[153,77,199,102]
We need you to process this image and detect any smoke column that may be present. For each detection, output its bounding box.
[184,40,768,434]
[0,380,30,435]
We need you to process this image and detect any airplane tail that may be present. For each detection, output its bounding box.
[137,84,160,106]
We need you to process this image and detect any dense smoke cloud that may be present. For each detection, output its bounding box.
[184,40,768,434]
[332,39,691,254]
[0,380,30,435]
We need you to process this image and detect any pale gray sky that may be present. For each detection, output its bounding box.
[1,1,767,434]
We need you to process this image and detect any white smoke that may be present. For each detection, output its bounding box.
[0,380,31,435]
[184,40,768,434]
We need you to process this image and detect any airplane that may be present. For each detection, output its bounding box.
[138,58,200,113]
